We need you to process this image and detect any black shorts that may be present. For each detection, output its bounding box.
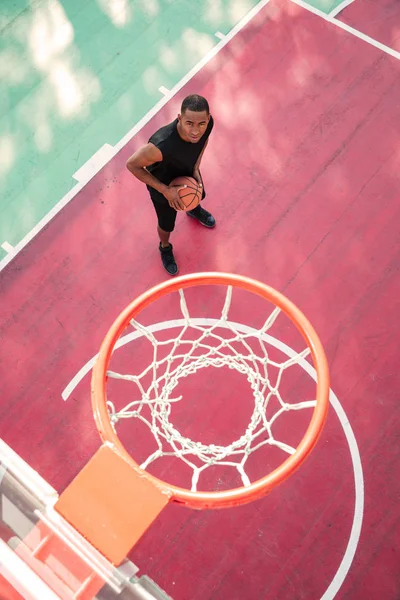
[147,183,206,233]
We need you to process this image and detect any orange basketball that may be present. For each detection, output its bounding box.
[169,176,201,211]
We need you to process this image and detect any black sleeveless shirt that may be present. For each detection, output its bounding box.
[147,116,214,186]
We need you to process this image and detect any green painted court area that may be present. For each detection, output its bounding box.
[0,0,344,261]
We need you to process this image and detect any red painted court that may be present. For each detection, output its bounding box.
[1,1,400,598]
[339,0,400,51]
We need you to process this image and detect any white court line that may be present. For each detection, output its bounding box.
[291,0,400,61]
[72,143,114,184]
[215,31,225,40]
[0,180,84,270]
[62,318,364,600]
[0,0,271,274]
[329,0,355,19]
[158,86,170,96]
[1,241,14,253]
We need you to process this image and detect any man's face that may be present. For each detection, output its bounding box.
[178,109,210,143]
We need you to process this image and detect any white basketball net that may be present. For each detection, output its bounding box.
[106,287,317,492]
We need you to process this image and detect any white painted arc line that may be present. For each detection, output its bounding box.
[62,356,98,400]
[1,241,14,253]
[320,405,364,600]
[158,86,170,96]
[62,317,364,600]
[0,0,271,274]
[290,0,400,61]
[329,0,355,18]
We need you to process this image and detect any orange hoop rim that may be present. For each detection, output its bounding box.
[91,272,330,509]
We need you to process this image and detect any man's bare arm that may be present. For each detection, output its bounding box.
[126,144,167,194]
[126,144,185,210]
[194,139,208,171]
[193,139,208,186]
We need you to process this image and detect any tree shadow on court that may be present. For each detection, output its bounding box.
[338,0,400,53]
[0,0,263,249]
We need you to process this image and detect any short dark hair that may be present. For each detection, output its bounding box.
[181,94,209,115]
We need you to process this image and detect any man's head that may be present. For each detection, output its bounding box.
[177,94,210,143]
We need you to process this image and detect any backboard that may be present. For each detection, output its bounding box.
[0,439,172,600]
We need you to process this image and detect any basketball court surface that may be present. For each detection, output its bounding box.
[1,0,400,598]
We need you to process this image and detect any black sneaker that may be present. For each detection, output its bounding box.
[159,243,178,275]
[187,205,216,228]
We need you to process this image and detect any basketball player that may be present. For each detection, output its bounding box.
[126,94,215,275]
